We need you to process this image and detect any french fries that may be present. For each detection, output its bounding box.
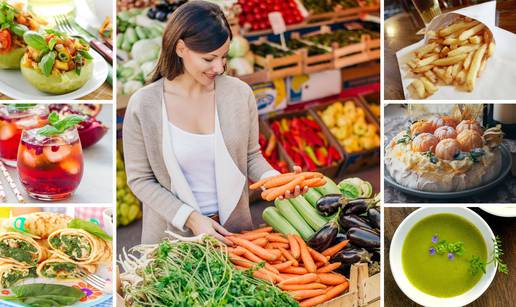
[405,16,495,98]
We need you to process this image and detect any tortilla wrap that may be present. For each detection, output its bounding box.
[1,212,72,239]
[0,232,48,267]
[0,263,37,288]
[47,228,111,265]
[37,255,96,280]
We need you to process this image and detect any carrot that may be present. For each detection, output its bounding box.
[317,273,347,285]
[325,281,349,300]
[322,240,349,257]
[299,172,324,179]
[265,248,282,259]
[289,289,326,301]
[273,261,293,271]
[278,247,299,267]
[264,173,296,189]
[287,234,300,259]
[301,178,326,188]
[280,266,308,275]
[227,246,246,256]
[238,232,268,241]
[269,242,290,249]
[279,283,327,291]
[264,176,304,201]
[266,234,289,244]
[249,268,275,283]
[249,178,269,190]
[315,262,325,268]
[316,262,341,273]
[280,273,301,279]
[229,253,255,269]
[296,235,317,273]
[308,247,328,264]
[299,293,328,307]
[260,268,284,283]
[279,273,318,286]
[227,236,278,261]
[242,226,273,234]
[251,237,268,247]
[238,249,280,274]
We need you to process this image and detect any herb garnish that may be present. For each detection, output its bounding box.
[37,111,84,137]
[422,150,438,164]
[454,148,485,163]
[396,133,411,145]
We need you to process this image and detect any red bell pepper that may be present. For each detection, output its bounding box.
[316,147,328,167]
[328,146,342,161]
[271,121,282,137]
[259,133,267,149]
[303,117,321,131]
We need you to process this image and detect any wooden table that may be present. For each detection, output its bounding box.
[384,207,516,306]
[384,2,516,100]
[0,82,112,100]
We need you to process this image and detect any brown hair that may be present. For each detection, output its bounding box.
[151,0,232,82]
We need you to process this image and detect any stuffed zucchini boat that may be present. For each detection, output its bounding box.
[1,212,71,239]
[20,29,93,94]
[0,2,44,69]
[47,229,111,265]
[37,256,96,280]
[0,232,47,267]
[0,263,37,288]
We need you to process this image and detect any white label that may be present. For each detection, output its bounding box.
[268,12,286,35]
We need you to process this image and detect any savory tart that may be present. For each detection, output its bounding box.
[385,115,504,192]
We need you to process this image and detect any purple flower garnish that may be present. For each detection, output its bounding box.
[429,248,436,255]
[448,253,455,261]
[432,235,439,244]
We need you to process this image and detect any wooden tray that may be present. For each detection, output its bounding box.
[252,38,303,80]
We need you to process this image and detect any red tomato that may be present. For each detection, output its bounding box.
[0,29,12,51]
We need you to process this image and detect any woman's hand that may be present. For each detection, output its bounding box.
[185,211,234,246]
[278,166,309,200]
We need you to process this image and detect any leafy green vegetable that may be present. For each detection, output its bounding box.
[0,239,37,264]
[68,218,112,241]
[23,31,48,51]
[37,112,84,137]
[3,283,85,307]
[10,24,28,37]
[469,236,508,275]
[339,182,360,199]
[38,51,56,77]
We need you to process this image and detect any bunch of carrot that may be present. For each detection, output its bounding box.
[250,172,326,202]
[226,226,351,307]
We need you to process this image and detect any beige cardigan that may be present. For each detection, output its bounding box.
[123,75,274,244]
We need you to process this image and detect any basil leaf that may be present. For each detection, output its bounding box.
[47,111,59,125]
[38,51,55,77]
[10,24,28,37]
[53,114,84,131]
[23,31,48,51]
[6,10,13,23]
[37,125,60,137]
[47,37,58,50]
[68,218,112,241]
[11,283,85,304]
[78,49,93,60]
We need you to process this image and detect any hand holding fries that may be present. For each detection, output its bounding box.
[406,16,495,98]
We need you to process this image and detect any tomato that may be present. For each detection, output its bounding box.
[0,29,12,51]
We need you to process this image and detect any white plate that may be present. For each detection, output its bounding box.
[480,206,516,217]
[0,49,108,100]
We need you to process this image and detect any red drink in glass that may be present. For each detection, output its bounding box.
[17,127,83,201]
[0,104,48,167]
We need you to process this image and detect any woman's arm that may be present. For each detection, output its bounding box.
[122,99,193,232]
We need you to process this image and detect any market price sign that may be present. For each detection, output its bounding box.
[268,12,286,35]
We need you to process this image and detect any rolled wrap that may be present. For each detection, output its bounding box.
[47,229,111,265]
[0,232,47,267]
[37,255,97,280]
[0,263,37,288]
[1,212,72,239]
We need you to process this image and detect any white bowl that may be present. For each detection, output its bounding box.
[390,207,497,307]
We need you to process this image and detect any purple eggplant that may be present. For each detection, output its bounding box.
[308,220,339,252]
[367,207,380,229]
[342,199,369,215]
[316,194,343,216]
[330,246,372,276]
[347,227,380,249]
[339,214,372,231]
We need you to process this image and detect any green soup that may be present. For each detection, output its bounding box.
[402,213,487,297]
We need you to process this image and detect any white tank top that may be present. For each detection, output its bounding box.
[169,122,218,216]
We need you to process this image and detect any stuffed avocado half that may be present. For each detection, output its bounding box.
[20,29,93,94]
[0,1,44,69]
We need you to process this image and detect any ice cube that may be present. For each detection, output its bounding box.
[43,144,72,163]
[16,117,38,128]
[0,124,15,141]
[60,159,81,175]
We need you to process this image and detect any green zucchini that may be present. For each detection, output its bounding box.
[262,207,300,237]
[275,199,315,240]
[303,188,322,207]
[314,176,341,195]
[289,196,327,231]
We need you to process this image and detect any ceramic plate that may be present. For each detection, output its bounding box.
[480,206,516,217]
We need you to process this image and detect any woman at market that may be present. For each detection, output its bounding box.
[123,0,305,245]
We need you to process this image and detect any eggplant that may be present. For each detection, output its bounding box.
[367,207,380,229]
[330,246,372,276]
[339,214,372,231]
[347,227,380,249]
[315,194,342,216]
[307,220,339,252]
[334,232,348,244]
[342,199,369,215]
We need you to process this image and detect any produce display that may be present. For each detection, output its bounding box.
[259,132,289,174]
[270,115,342,171]
[117,150,142,226]
[318,100,380,153]
[237,0,304,31]
[0,212,112,288]
[146,0,187,22]
[251,42,294,58]
[286,38,329,56]
[304,29,378,48]
[0,2,45,69]
[405,16,495,98]
[250,171,326,202]
[20,29,93,94]
[117,8,164,95]
[227,35,254,76]
[301,0,359,14]
[385,111,504,192]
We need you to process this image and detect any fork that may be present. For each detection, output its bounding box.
[53,14,113,64]
[78,271,112,293]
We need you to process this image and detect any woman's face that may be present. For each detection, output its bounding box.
[178,38,230,87]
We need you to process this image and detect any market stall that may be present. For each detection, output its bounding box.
[115,1,380,305]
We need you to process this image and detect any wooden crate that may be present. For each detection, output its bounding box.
[264,109,346,178]
[365,35,380,61]
[305,7,362,24]
[310,97,380,174]
[358,90,380,124]
[289,32,335,74]
[357,263,381,306]
[252,38,303,80]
